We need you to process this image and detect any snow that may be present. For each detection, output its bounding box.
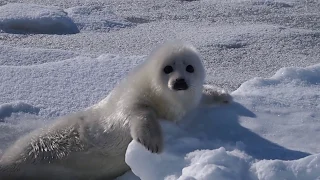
[0,101,40,121]
[0,3,79,34]
[0,0,320,179]
[65,6,132,32]
[0,45,81,65]
[252,154,320,180]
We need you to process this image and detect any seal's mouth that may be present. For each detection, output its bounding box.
[173,79,188,91]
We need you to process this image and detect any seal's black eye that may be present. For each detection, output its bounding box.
[163,65,173,74]
[186,65,194,73]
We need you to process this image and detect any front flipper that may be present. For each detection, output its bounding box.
[129,106,163,154]
[200,84,233,106]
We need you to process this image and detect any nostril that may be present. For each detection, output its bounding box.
[176,78,186,83]
[173,78,188,91]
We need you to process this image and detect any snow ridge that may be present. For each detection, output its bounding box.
[0,3,79,34]
[0,102,40,121]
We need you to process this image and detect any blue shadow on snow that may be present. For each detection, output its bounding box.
[184,102,310,160]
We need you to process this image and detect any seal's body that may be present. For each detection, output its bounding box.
[0,42,231,179]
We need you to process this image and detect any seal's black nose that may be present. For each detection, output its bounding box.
[173,78,188,91]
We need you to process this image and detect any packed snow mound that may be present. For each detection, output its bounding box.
[234,64,320,110]
[126,125,320,180]
[252,154,320,180]
[65,6,132,32]
[272,64,320,84]
[125,63,320,180]
[0,3,79,34]
[0,102,40,121]
[126,140,254,180]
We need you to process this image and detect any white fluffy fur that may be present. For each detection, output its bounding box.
[0,42,231,180]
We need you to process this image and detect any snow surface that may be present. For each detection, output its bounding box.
[0,3,79,34]
[65,6,132,32]
[0,0,319,179]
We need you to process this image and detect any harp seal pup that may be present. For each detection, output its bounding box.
[0,42,232,180]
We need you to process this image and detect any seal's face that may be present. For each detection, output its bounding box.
[159,49,205,93]
[146,43,206,120]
